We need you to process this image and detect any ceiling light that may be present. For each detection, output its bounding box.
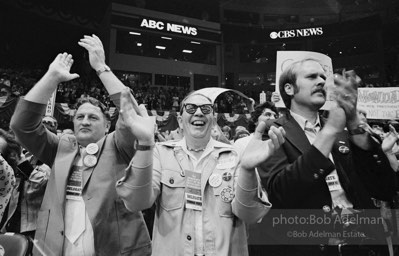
[161,37,172,40]
[182,50,192,53]
[129,32,141,36]
[156,46,166,50]
[190,41,201,45]
[137,43,142,46]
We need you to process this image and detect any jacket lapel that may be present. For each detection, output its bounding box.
[278,115,311,154]
[201,151,219,194]
[82,136,107,189]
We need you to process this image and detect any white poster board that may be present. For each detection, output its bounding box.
[274,51,334,108]
[357,87,399,120]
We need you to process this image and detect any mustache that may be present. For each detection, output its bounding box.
[312,88,326,97]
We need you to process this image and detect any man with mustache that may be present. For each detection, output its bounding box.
[252,58,396,256]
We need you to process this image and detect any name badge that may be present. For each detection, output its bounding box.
[185,171,202,211]
[326,172,342,191]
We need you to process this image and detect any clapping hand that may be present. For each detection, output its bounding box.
[78,34,106,71]
[241,121,285,170]
[48,53,80,83]
[120,88,155,145]
[382,124,399,154]
[333,70,361,126]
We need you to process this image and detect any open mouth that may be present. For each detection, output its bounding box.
[191,120,205,127]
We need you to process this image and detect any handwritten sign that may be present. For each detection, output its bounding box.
[357,87,399,120]
[274,51,333,108]
[45,90,57,116]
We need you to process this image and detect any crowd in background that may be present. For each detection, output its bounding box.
[1,57,399,256]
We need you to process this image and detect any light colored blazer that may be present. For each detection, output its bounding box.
[117,138,271,256]
[11,95,151,256]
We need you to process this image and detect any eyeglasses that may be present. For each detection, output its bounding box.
[183,103,213,115]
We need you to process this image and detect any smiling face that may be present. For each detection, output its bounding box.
[285,60,327,112]
[73,103,110,147]
[178,94,214,142]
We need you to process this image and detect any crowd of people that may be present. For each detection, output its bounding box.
[0,34,398,256]
[1,67,251,115]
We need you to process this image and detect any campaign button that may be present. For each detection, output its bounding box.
[338,145,350,154]
[322,205,331,213]
[220,187,234,203]
[86,143,99,155]
[209,173,222,188]
[222,172,232,182]
[83,155,97,167]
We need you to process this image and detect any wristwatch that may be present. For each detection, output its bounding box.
[134,140,155,151]
[348,125,366,135]
[96,65,111,76]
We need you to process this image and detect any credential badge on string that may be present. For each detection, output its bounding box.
[185,170,202,211]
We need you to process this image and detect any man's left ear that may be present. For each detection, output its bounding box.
[105,121,111,134]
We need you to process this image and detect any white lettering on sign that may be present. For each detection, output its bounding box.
[270,27,323,39]
[140,18,198,36]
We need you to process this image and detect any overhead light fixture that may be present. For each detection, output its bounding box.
[190,41,201,45]
[161,37,172,40]
[182,50,192,53]
[156,46,166,50]
[137,43,142,46]
[129,32,141,36]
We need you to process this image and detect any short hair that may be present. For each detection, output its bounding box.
[279,58,323,109]
[248,101,277,133]
[233,129,250,142]
[179,92,212,115]
[0,128,21,170]
[75,97,110,121]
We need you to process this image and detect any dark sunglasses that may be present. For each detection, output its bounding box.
[183,103,213,115]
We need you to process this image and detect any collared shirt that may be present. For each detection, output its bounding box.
[63,147,95,256]
[290,111,353,209]
[179,138,218,255]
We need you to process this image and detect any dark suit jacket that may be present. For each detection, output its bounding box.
[254,113,396,250]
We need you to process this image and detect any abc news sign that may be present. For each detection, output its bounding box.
[270,27,323,39]
[140,18,198,36]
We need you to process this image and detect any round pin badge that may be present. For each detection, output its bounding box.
[86,143,99,155]
[83,155,98,167]
[220,187,234,203]
[222,172,232,182]
[338,145,350,154]
[209,173,222,188]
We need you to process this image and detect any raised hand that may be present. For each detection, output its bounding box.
[119,88,155,145]
[271,91,281,104]
[323,100,347,135]
[241,121,285,170]
[78,34,106,71]
[382,124,399,154]
[333,70,361,126]
[48,53,80,83]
